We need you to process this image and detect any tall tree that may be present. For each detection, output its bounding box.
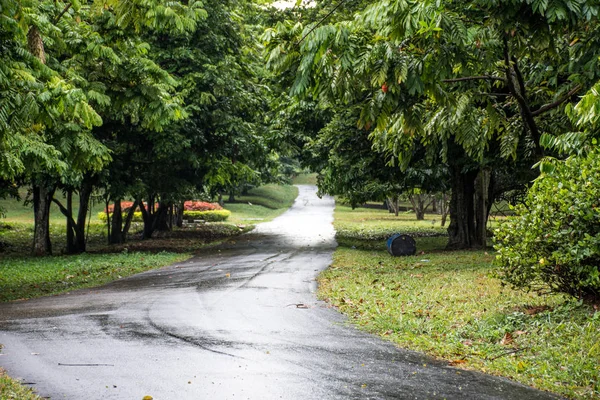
[264,0,600,249]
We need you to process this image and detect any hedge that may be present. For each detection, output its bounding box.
[183,210,230,222]
[98,211,143,222]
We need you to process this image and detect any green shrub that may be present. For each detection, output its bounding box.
[97,212,143,222]
[494,152,600,299]
[183,210,231,222]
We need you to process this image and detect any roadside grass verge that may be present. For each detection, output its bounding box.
[224,184,298,225]
[292,173,317,185]
[0,368,41,400]
[0,251,189,302]
[321,205,600,399]
[229,184,298,210]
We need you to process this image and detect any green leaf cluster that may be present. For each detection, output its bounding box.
[494,151,600,299]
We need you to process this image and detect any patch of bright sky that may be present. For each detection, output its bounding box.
[271,0,315,10]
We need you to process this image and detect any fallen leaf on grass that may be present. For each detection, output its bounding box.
[523,305,551,315]
[500,332,514,346]
[450,359,467,366]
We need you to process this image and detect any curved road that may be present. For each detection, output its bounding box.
[0,186,557,399]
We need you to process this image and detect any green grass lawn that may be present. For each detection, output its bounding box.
[0,251,189,302]
[0,184,298,302]
[320,205,599,399]
[334,205,447,251]
[0,190,106,225]
[291,172,318,185]
[227,184,298,210]
[224,184,298,225]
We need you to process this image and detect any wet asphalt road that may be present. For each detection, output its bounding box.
[0,185,558,400]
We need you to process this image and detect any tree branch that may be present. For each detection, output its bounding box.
[531,85,583,117]
[54,3,72,24]
[503,35,543,156]
[52,198,77,228]
[442,76,506,83]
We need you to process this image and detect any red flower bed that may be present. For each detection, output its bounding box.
[105,201,136,213]
[183,201,222,211]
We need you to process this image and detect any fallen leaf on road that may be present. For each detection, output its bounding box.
[225,273,231,278]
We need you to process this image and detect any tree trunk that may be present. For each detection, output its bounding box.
[74,179,93,253]
[432,197,438,214]
[175,201,184,228]
[65,190,75,254]
[110,200,124,244]
[228,190,236,203]
[474,169,492,248]
[122,199,140,240]
[27,26,46,64]
[440,193,449,227]
[140,197,168,239]
[105,197,111,244]
[386,196,399,216]
[28,24,52,257]
[156,201,171,232]
[32,183,54,256]
[409,194,426,220]
[446,167,479,250]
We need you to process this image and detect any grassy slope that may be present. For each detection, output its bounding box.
[224,184,298,225]
[319,205,599,399]
[291,173,318,185]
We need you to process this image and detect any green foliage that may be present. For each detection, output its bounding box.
[495,151,600,299]
[98,211,143,223]
[183,209,231,222]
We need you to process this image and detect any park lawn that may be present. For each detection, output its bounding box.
[291,172,318,185]
[0,190,106,225]
[227,184,298,210]
[320,205,600,399]
[0,184,298,302]
[0,251,189,302]
[224,184,298,225]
